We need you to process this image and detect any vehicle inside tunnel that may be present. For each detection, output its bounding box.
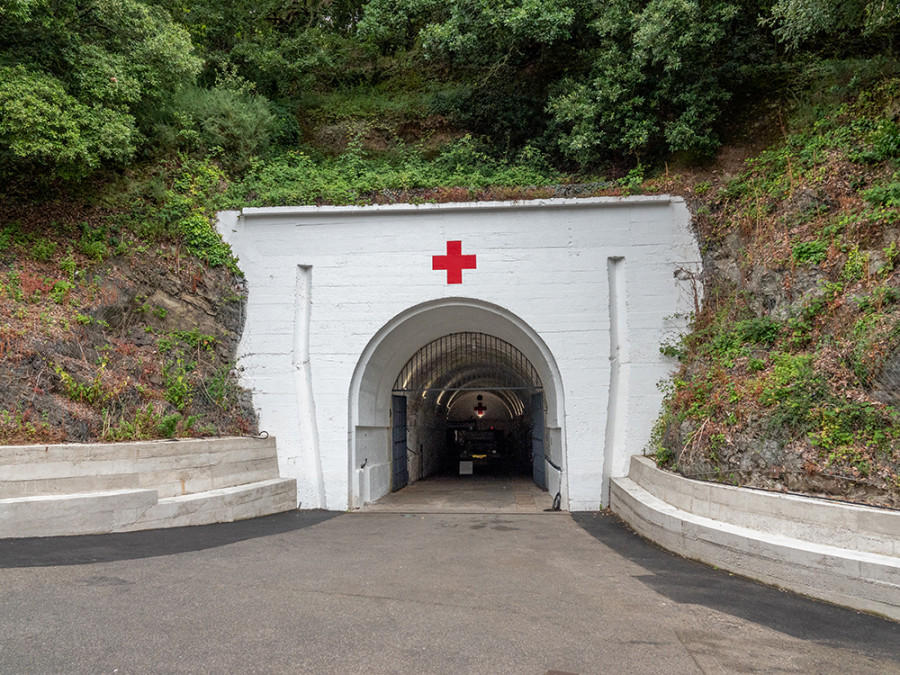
[390,332,546,491]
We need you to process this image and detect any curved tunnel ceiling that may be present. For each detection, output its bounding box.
[394,332,543,392]
[393,332,543,420]
[446,391,517,421]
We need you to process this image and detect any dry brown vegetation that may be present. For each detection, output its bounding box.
[0,195,256,445]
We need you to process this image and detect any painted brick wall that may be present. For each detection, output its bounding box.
[218,197,701,510]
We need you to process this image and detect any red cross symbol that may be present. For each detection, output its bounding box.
[474,402,487,417]
[432,240,476,284]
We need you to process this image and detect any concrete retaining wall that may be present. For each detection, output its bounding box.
[610,455,900,621]
[0,437,297,538]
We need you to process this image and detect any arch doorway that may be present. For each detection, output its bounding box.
[391,332,546,490]
[348,298,567,509]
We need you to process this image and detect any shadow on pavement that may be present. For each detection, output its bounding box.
[0,510,341,568]
[571,510,900,661]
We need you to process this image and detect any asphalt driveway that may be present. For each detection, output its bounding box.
[1,510,898,674]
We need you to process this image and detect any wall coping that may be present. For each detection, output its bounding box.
[0,436,275,458]
[238,195,681,220]
[630,455,899,556]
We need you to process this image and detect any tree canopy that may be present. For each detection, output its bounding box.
[1,0,898,181]
[0,0,201,179]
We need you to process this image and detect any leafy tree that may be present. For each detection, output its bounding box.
[154,80,278,171]
[547,0,771,163]
[0,65,138,180]
[149,0,370,98]
[358,0,590,155]
[4,0,898,180]
[416,0,579,62]
[766,0,900,50]
[355,0,779,164]
[0,0,201,180]
[356,0,443,53]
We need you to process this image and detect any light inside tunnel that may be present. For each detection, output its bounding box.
[392,332,544,482]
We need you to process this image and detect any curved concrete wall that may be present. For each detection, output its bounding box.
[611,456,900,621]
[0,437,297,538]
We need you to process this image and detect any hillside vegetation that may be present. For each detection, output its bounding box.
[1,0,899,505]
[659,69,900,507]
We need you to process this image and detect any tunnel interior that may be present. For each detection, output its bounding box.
[391,332,544,487]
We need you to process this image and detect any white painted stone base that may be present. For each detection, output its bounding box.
[0,437,297,538]
[611,456,900,621]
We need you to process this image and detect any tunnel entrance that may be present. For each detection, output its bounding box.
[390,332,545,491]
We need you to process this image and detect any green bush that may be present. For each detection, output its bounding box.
[77,233,109,262]
[162,357,195,410]
[841,246,869,282]
[177,213,236,269]
[0,225,19,253]
[759,353,822,426]
[792,239,829,265]
[735,316,781,346]
[157,413,181,438]
[31,237,57,261]
[0,65,138,180]
[102,405,161,442]
[59,249,77,278]
[155,85,277,171]
[49,280,75,304]
[863,181,900,207]
[867,120,900,162]
[232,139,562,207]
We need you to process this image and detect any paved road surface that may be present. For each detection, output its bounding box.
[1,510,898,674]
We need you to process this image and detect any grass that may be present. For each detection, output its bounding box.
[228,135,570,207]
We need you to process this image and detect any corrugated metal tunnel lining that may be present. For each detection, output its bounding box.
[392,332,543,419]
[393,332,543,392]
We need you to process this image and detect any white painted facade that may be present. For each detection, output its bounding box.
[217,197,701,511]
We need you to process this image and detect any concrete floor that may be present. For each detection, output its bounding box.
[362,474,556,513]
[1,509,898,674]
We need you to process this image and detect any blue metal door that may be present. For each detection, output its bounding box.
[392,394,409,491]
[531,392,546,489]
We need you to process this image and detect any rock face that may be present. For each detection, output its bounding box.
[0,246,257,444]
[92,258,245,364]
[872,349,900,407]
[664,152,900,508]
[700,226,831,319]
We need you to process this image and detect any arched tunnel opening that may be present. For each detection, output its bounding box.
[390,332,545,491]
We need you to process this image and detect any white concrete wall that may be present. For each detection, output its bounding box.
[218,197,700,511]
[0,437,297,537]
[611,456,900,621]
